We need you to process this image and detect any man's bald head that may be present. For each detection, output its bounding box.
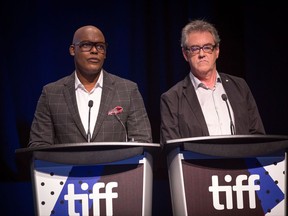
[72,25,105,44]
[69,25,107,82]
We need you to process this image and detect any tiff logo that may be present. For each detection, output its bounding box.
[208,174,260,210]
[64,182,118,216]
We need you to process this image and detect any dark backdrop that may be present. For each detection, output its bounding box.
[1,0,287,215]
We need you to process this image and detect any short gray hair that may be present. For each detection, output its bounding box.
[181,19,221,48]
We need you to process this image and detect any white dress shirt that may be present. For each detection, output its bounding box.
[190,72,235,135]
[75,71,103,136]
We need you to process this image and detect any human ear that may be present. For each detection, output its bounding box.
[69,45,75,56]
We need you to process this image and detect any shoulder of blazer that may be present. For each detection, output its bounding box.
[161,74,191,98]
[219,72,245,83]
[43,72,74,91]
[219,72,250,97]
[102,69,137,87]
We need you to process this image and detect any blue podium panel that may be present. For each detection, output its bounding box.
[31,153,153,216]
[168,148,286,216]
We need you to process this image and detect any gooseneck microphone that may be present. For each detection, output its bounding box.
[108,106,129,142]
[114,114,128,142]
[87,100,94,142]
[221,94,235,135]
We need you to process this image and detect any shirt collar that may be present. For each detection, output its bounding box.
[75,70,103,91]
[189,71,221,90]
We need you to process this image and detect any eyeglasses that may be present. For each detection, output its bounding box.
[185,44,217,54]
[74,41,108,53]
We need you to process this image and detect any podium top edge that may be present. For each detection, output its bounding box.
[166,134,288,144]
[15,142,161,154]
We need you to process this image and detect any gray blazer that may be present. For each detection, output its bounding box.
[160,72,265,144]
[29,70,152,147]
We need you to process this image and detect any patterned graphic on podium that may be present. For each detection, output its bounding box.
[53,165,105,216]
[33,156,145,216]
[182,153,286,216]
[245,157,285,215]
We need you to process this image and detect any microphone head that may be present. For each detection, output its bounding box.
[88,100,94,108]
[221,94,227,101]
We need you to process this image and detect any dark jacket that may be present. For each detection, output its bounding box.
[29,70,152,147]
[160,73,265,144]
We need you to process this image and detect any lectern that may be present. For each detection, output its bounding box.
[166,135,288,216]
[15,142,160,216]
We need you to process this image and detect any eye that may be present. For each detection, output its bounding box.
[203,45,213,51]
[190,46,200,52]
[96,44,106,51]
[80,42,93,48]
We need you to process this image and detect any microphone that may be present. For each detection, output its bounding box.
[108,106,128,142]
[87,100,93,142]
[221,94,235,135]
[114,115,128,142]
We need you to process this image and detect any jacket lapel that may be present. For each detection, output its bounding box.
[91,70,114,139]
[63,72,87,139]
[183,75,209,135]
[220,74,239,132]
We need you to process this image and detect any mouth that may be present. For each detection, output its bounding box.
[87,58,100,63]
[198,60,208,64]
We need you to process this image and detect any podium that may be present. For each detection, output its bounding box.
[165,135,288,216]
[15,142,160,216]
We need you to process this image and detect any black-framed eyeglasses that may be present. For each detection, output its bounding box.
[74,41,108,53]
[185,44,217,54]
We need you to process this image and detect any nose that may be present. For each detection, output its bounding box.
[90,45,98,53]
[198,48,205,56]
[199,47,205,53]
